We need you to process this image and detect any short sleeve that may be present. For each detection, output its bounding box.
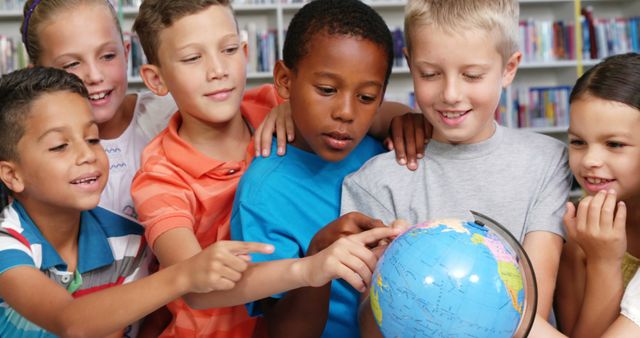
[131,163,196,249]
[0,232,34,274]
[341,172,395,224]
[526,145,571,238]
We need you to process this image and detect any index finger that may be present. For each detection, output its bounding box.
[350,227,401,246]
[227,241,275,256]
[343,212,386,231]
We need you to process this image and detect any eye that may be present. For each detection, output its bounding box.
[62,61,80,70]
[181,55,201,63]
[358,94,377,104]
[315,86,336,96]
[223,46,239,55]
[49,144,68,152]
[102,53,116,61]
[420,72,437,79]
[87,138,101,145]
[606,141,626,149]
[568,138,585,147]
[463,73,483,80]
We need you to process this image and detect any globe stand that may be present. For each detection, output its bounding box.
[471,210,538,338]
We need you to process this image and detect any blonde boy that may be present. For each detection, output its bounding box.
[342,0,571,337]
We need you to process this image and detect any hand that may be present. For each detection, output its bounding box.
[621,269,640,327]
[384,113,431,171]
[563,190,627,263]
[307,212,386,255]
[182,240,274,293]
[254,101,294,157]
[300,226,401,292]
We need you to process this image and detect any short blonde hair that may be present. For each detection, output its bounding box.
[404,0,519,62]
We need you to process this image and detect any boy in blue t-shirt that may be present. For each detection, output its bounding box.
[230,0,396,336]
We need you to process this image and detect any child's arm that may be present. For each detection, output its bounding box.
[255,212,392,338]
[151,222,398,311]
[602,268,640,337]
[0,240,272,338]
[557,191,627,337]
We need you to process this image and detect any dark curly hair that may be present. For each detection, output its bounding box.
[570,53,640,110]
[283,0,394,88]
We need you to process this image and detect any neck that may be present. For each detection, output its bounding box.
[98,94,137,140]
[178,110,251,161]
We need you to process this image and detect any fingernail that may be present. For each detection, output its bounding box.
[608,189,616,194]
[262,149,269,157]
[288,135,294,142]
[398,158,406,165]
[255,151,260,157]
[277,146,284,155]
[417,154,424,159]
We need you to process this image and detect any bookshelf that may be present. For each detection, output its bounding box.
[0,0,639,132]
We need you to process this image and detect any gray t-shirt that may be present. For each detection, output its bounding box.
[341,124,571,242]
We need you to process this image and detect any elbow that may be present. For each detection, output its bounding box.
[183,293,210,310]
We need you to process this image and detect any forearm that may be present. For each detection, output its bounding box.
[55,263,189,337]
[184,258,310,309]
[527,314,567,338]
[571,261,624,337]
[602,316,640,338]
[264,284,332,338]
[358,294,384,338]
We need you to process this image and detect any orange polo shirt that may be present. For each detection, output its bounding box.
[131,84,282,338]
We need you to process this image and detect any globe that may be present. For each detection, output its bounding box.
[371,211,537,338]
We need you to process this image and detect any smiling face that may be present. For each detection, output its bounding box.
[10,91,108,213]
[149,5,247,127]
[568,95,640,201]
[407,25,520,144]
[275,33,387,162]
[37,3,129,125]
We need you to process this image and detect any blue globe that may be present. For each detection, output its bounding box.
[371,213,537,338]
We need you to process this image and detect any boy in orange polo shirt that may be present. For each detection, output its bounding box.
[130,1,403,337]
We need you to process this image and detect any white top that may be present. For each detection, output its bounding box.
[99,92,177,218]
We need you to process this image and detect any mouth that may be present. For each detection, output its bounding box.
[436,109,472,126]
[322,131,353,151]
[70,172,101,187]
[88,90,112,103]
[582,176,615,192]
[205,88,234,101]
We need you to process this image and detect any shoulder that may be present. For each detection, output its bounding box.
[502,127,566,155]
[344,150,400,189]
[88,207,144,237]
[237,153,290,202]
[133,92,178,137]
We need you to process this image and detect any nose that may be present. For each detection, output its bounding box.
[206,54,228,80]
[83,61,104,86]
[581,146,604,168]
[442,76,461,105]
[76,141,97,166]
[331,94,355,122]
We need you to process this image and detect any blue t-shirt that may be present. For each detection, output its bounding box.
[0,201,149,338]
[230,136,384,338]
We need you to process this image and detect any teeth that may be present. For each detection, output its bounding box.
[89,92,108,100]
[586,177,611,185]
[72,177,97,184]
[441,111,466,119]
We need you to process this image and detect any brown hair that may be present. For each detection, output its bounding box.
[21,0,123,64]
[133,0,232,66]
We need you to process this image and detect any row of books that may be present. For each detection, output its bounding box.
[497,86,571,129]
[0,36,27,75]
[520,14,640,63]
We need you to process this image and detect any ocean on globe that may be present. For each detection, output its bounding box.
[371,214,537,338]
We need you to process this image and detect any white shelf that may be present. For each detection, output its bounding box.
[519,59,602,69]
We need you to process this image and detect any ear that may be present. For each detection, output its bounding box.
[241,41,248,64]
[501,51,522,87]
[0,161,24,194]
[123,39,132,64]
[140,64,169,96]
[273,60,292,100]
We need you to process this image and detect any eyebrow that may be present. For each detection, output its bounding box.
[312,71,383,88]
[175,33,238,52]
[37,120,98,142]
[52,41,120,63]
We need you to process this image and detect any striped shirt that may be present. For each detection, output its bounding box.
[131,84,282,338]
[0,201,149,337]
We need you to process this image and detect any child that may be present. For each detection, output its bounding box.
[555,53,640,337]
[20,0,177,219]
[0,66,398,338]
[230,1,394,337]
[0,66,274,337]
[341,0,572,336]
[130,1,404,336]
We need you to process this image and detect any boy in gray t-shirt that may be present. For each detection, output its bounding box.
[342,0,571,337]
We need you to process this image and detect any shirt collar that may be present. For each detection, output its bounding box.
[13,201,114,273]
[163,112,255,178]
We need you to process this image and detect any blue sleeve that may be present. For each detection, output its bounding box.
[230,188,305,317]
[0,234,35,274]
